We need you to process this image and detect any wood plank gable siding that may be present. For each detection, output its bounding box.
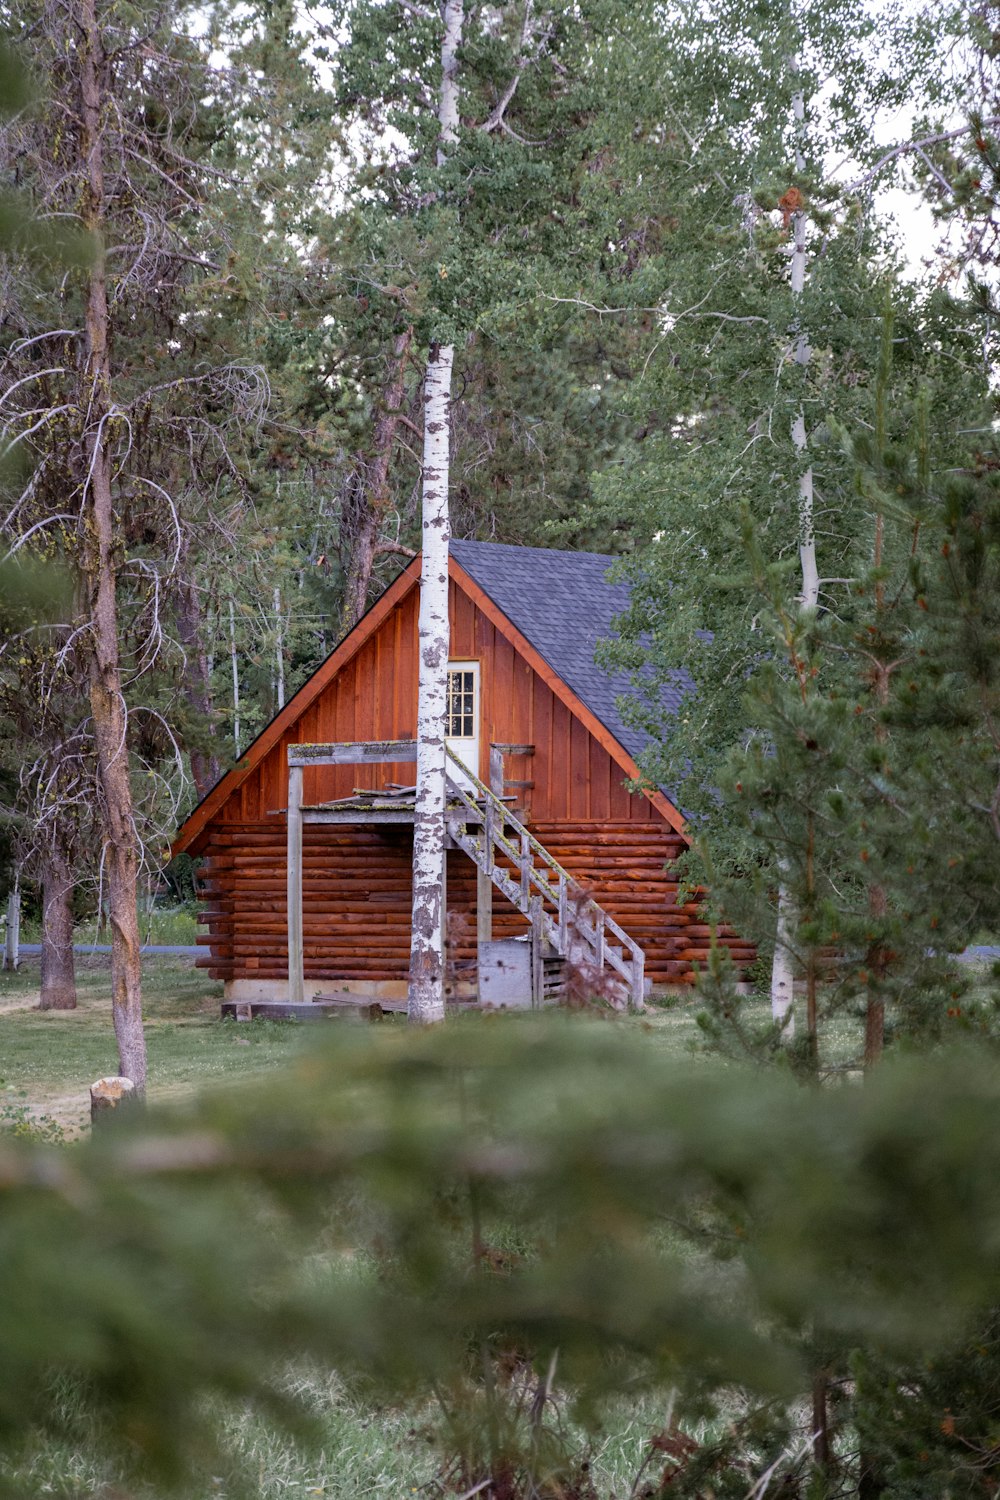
[181,561,753,991]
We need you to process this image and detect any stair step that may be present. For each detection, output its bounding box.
[446,766,645,1005]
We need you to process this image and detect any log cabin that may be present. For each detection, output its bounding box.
[172,541,753,1003]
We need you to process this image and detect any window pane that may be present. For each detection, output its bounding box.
[447,668,476,737]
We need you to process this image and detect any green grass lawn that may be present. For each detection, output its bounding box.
[18,905,200,947]
[0,951,868,1140]
[0,952,304,1137]
[0,951,719,1137]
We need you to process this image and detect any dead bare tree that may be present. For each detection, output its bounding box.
[0,0,268,1086]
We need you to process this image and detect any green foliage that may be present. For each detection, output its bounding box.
[0,1101,64,1145]
[3,1020,1000,1493]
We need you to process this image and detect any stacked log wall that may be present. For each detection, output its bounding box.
[197,820,752,989]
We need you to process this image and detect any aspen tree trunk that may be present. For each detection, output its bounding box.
[3,883,20,971]
[770,62,819,1037]
[407,0,464,1025]
[437,0,464,155]
[176,561,221,798]
[864,421,891,1068]
[229,598,241,757]
[408,345,455,1022]
[783,57,834,1483]
[78,0,146,1089]
[771,872,795,1031]
[342,326,414,630]
[274,586,285,710]
[38,840,77,1011]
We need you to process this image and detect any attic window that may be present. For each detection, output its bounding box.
[447,667,476,739]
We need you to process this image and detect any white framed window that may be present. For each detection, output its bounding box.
[446,663,479,741]
[446,661,480,788]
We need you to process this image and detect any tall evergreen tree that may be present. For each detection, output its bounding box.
[0,0,273,1083]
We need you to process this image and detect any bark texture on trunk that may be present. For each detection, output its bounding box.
[3,886,20,972]
[38,842,77,1010]
[438,0,464,162]
[79,0,146,1089]
[771,870,795,1035]
[770,64,818,1025]
[407,343,455,1024]
[407,0,464,1025]
[342,327,414,631]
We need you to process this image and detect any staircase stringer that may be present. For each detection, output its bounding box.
[445,747,645,1010]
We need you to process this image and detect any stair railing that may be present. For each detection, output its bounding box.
[444,744,645,1009]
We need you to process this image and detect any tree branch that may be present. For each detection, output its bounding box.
[375,539,417,558]
[848,117,1000,193]
[478,1,550,137]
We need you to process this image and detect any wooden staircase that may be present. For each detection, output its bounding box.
[445,745,646,1010]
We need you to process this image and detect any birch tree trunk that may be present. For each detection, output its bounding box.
[407,343,455,1024]
[770,61,818,1034]
[229,598,241,757]
[3,884,19,972]
[437,0,464,157]
[78,0,146,1089]
[38,841,77,1011]
[407,0,465,1025]
[274,586,285,710]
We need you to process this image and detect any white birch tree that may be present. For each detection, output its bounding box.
[770,57,817,1034]
[407,0,464,1025]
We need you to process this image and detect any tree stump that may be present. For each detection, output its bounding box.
[90,1076,136,1126]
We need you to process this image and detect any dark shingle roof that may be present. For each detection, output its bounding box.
[450,540,684,767]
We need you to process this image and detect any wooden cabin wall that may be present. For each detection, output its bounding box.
[215,580,658,828]
[198,819,753,991]
[196,578,754,991]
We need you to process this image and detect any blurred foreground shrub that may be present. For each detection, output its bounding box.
[0,1016,998,1493]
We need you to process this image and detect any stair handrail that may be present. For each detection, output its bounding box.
[445,745,572,882]
[444,744,644,1005]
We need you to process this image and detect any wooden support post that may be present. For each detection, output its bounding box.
[595,910,605,972]
[631,948,646,1013]
[287,762,304,1004]
[489,744,504,797]
[530,894,543,1007]
[520,831,531,909]
[477,865,493,946]
[558,873,567,953]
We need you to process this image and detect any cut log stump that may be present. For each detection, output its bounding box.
[90,1076,136,1126]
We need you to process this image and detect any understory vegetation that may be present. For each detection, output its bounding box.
[4,961,1000,1496]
